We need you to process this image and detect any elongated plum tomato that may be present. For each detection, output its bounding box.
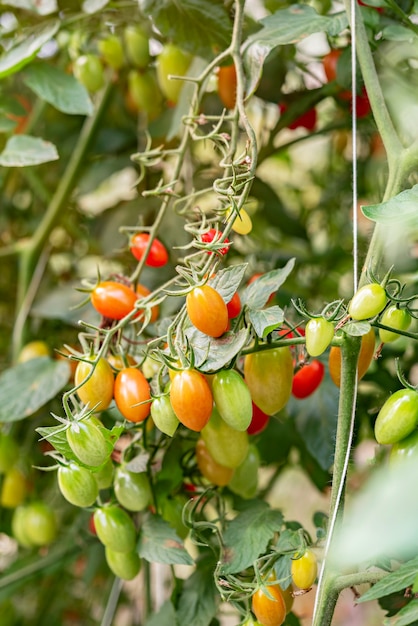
[390,429,418,464]
[228,444,259,499]
[378,305,412,343]
[322,49,342,83]
[105,547,141,580]
[114,367,151,423]
[229,207,253,235]
[212,369,253,431]
[58,462,98,508]
[227,291,241,319]
[123,24,150,68]
[200,228,230,255]
[156,43,192,104]
[18,340,50,362]
[93,505,137,552]
[201,407,248,468]
[247,402,270,435]
[305,317,334,357]
[74,357,114,411]
[217,63,237,110]
[130,232,169,267]
[150,395,179,436]
[374,388,418,445]
[329,328,375,387]
[97,34,124,70]
[66,418,112,468]
[348,283,387,321]
[0,467,27,508]
[23,501,57,547]
[91,281,137,320]
[292,360,325,399]
[196,438,233,486]
[291,549,318,590]
[186,285,228,338]
[252,584,286,626]
[244,347,293,415]
[169,369,213,431]
[114,467,151,512]
[73,54,105,92]
[127,69,163,119]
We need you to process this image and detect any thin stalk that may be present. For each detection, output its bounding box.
[100,576,124,626]
[143,559,153,622]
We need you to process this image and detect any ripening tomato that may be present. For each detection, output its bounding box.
[127,69,163,119]
[0,467,27,508]
[374,388,418,445]
[73,54,105,92]
[200,228,230,255]
[229,207,253,235]
[247,402,270,435]
[130,232,169,267]
[323,49,342,83]
[151,395,179,436]
[201,408,249,468]
[66,418,112,468]
[281,585,294,614]
[379,305,412,343]
[136,283,159,323]
[212,369,253,431]
[252,584,286,626]
[107,354,137,371]
[244,347,293,415]
[123,24,150,68]
[348,283,387,320]
[228,444,259,499]
[186,285,228,338]
[23,501,57,546]
[58,463,98,508]
[170,369,213,431]
[74,356,114,411]
[114,367,151,423]
[329,328,375,387]
[114,466,151,512]
[217,63,237,109]
[292,360,325,399]
[17,340,50,363]
[105,547,141,580]
[98,34,124,70]
[91,281,137,321]
[305,317,334,357]
[196,438,233,486]
[227,291,242,319]
[0,432,19,473]
[93,505,137,552]
[291,549,318,590]
[156,43,192,104]
[390,429,418,464]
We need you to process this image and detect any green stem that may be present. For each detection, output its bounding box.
[100,576,124,626]
[143,559,153,621]
[334,568,387,592]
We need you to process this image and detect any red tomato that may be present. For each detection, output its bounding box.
[292,360,325,399]
[200,229,230,256]
[358,0,383,11]
[91,281,137,320]
[217,63,237,110]
[279,103,317,131]
[323,49,342,82]
[247,402,270,435]
[186,285,228,338]
[130,233,169,267]
[170,369,213,431]
[114,367,151,423]
[227,291,241,319]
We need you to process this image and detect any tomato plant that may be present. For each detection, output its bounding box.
[123,25,150,68]
[66,418,112,467]
[91,281,138,321]
[17,340,50,362]
[217,63,237,110]
[151,394,179,436]
[348,283,387,320]
[74,356,114,411]
[73,54,105,92]
[0,466,27,508]
[93,505,137,553]
[98,34,125,70]
[228,444,259,498]
[244,347,293,415]
[292,360,325,399]
[390,429,418,464]
[156,43,192,104]
[279,103,317,131]
[169,369,213,431]
[105,547,141,580]
[200,228,230,255]
[127,70,163,119]
[251,584,286,626]
[114,466,151,512]
[0,432,19,473]
[247,402,270,435]
[212,368,253,431]
[186,285,228,337]
[305,317,334,357]
[114,367,151,423]
[329,328,375,387]
[226,290,241,319]
[374,388,418,445]
[130,232,169,267]
[322,49,341,82]
[195,438,233,486]
[21,501,57,547]
[57,462,99,508]
[378,305,412,343]
[291,549,318,590]
[201,408,249,468]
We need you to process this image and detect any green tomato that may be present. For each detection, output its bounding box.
[94,458,114,490]
[156,44,192,104]
[212,369,252,431]
[305,317,334,357]
[105,547,141,580]
[374,389,418,445]
[160,495,189,539]
[58,463,98,508]
[94,505,137,552]
[379,305,412,343]
[390,429,418,464]
[123,25,150,68]
[127,69,163,119]
[23,501,57,547]
[66,418,112,468]
[151,395,179,437]
[73,54,105,92]
[244,346,293,415]
[0,433,19,473]
[114,467,151,512]
[228,444,259,499]
[348,283,387,321]
[0,467,27,508]
[11,506,33,548]
[98,34,125,70]
[201,408,249,469]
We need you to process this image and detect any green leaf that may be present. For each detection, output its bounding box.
[220,500,283,574]
[0,135,59,167]
[0,20,60,79]
[342,321,371,337]
[176,554,219,626]
[391,600,418,626]
[82,0,110,13]
[139,514,194,566]
[208,263,247,304]
[243,6,348,96]
[382,25,418,42]
[275,528,305,554]
[0,357,70,422]
[241,258,296,309]
[23,63,93,115]
[362,186,418,226]
[248,305,285,338]
[358,556,418,604]
[186,327,250,372]
[137,0,232,60]
[145,601,178,626]
[0,0,58,14]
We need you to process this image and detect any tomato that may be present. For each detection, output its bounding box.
[348,283,387,321]
[73,54,105,92]
[58,463,98,508]
[107,353,137,371]
[200,228,230,255]
[0,467,27,508]
[123,25,150,69]
[247,402,270,435]
[186,285,228,337]
[279,103,317,131]
[12,506,33,548]
[130,232,169,267]
[281,585,294,614]
[217,63,237,110]
[105,547,141,580]
[201,408,249,468]
[323,49,342,83]
[291,549,318,589]
[0,432,19,473]
[379,306,412,343]
[151,395,179,436]
[93,505,137,552]
[305,317,334,357]
[91,281,137,321]
[74,356,114,410]
[230,207,253,235]
[127,69,163,120]
[17,340,50,363]
[228,444,259,499]
[160,495,189,539]
[156,44,192,104]
[252,584,286,626]
[170,369,213,431]
[374,389,418,445]
[354,87,371,118]
[23,501,57,546]
[212,369,253,431]
[226,291,242,319]
[329,328,375,387]
[136,283,159,323]
[244,347,293,415]
[114,466,151,512]
[66,418,112,468]
[292,360,325,399]
[94,458,114,490]
[390,429,418,464]
[196,438,233,487]
[98,34,125,70]
[114,367,151,423]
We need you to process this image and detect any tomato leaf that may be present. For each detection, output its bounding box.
[342,321,371,336]
[248,305,285,338]
[82,0,110,13]
[176,553,219,626]
[358,555,418,604]
[23,63,94,116]
[362,185,418,226]
[144,601,178,626]
[125,451,150,473]
[242,258,296,309]
[36,424,78,462]
[186,327,249,372]
[0,358,70,422]
[208,263,247,304]
[220,500,283,574]
[0,20,60,79]
[0,135,59,167]
[139,514,194,566]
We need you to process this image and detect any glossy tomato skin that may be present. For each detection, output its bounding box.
[196,438,233,486]
[66,418,112,468]
[0,467,27,508]
[114,467,151,512]
[292,360,325,399]
[201,408,249,468]
[379,306,412,343]
[374,389,418,445]
[227,291,241,319]
[91,281,138,321]
[252,584,286,626]
[291,549,318,590]
[93,505,137,553]
[98,34,124,70]
[348,283,387,320]
[212,369,253,431]
[305,317,334,357]
[58,463,98,508]
[156,43,192,104]
[127,70,163,119]
[0,433,19,473]
[230,207,253,235]
[130,233,169,267]
[228,444,259,499]
[74,357,114,411]
[170,369,213,431]
[123,24,150,68]
[247,402,270,435]
[186,285,228,338]
[329,328,375,387]
[73,54,105,92]
[105,547,141,580]
[323,49,342,82]
[390,429,418,464]
[244,347,293,415]
[217,63,237,109]
[18,340,50,363]
[151,395,179,436]
[23,501,57,547]
[200,229,230,255]
[280,103,317,131]
[114,367,151,423]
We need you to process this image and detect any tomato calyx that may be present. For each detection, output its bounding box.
[199,228,230,256]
